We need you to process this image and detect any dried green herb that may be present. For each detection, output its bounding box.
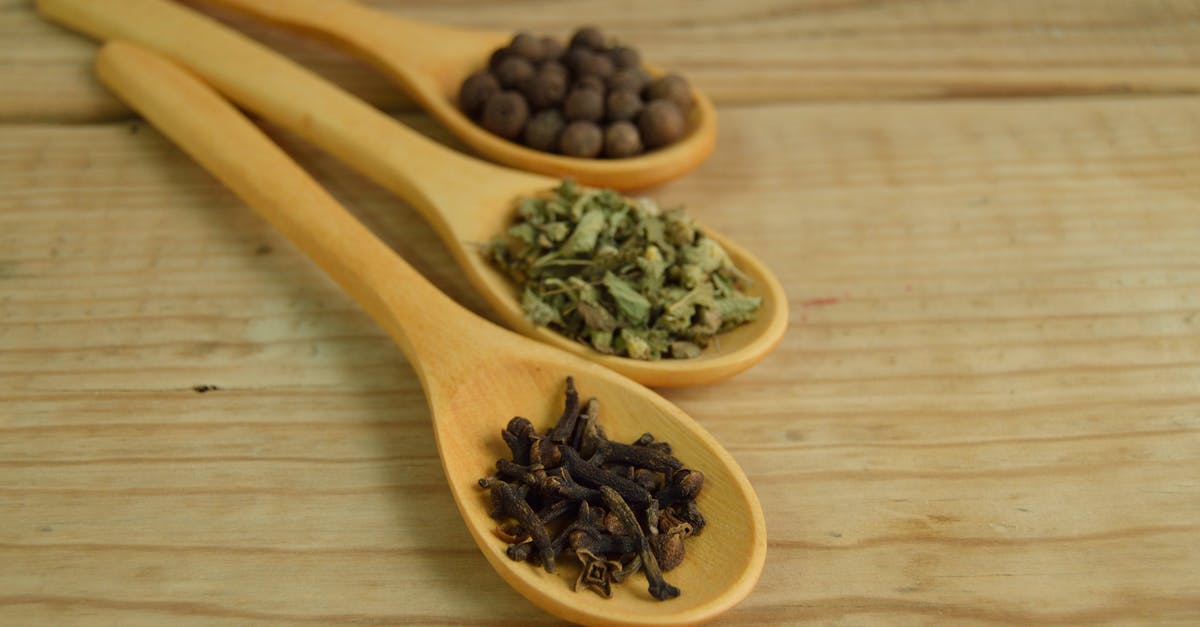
[488,181,761,360]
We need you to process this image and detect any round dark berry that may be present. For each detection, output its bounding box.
[524,71,567,110]
[538,59,569,80]
[577,53,614,79]
[508,32,545,62]
[564,88,605,122]
[559,121,603,158]
[563,47,593,75]
[487,47,511,72]
[644,74,693,112]
[570,26,605,50]
[523,109,566,152]
[481,91,530,140]
[610,46,641,69]
[608,68,649,93]
[494,56,535,89]
[637,99,686,148]
[458,71,500,117]
[573,74,607,95]
[541,36,565,61]
[606,89,643,122]
[604,121,643,158]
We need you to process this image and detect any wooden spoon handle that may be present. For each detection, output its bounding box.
[94,39,474,366]
[196,0,504,96]
[37,0,532,239]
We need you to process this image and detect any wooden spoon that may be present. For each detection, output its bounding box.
[94,39,764,626]
[38,0,787,388]
[193,0,718,190]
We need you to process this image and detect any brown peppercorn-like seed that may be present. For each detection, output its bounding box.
[608,68,649,93]
[570,25,606,50]
[541,35,565,61]
[559,121,603,158]
[508,32,545,62]
[538,59,569,80]
[458,71,500,117]
[495,56,536,89]
[481,90,529,140]
[524,72,567,110]
[604,121,643,158]
[610,45,641,69]
[645,73,694,112]
[488,47,511,72]
[564,88,605,122]
[573,74,607,95]
[563,47,593,75]
[637,99,686,149]
[606,89,643,122]
[577,53,615,79]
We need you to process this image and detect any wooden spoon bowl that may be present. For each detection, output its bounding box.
[198,0,718,190]
[94,39,765,626]
[37,0,786,388]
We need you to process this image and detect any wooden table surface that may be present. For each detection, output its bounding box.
[3,1,1200,624]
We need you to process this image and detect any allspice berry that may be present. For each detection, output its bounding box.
[576,52,615,79]
[481,91,529,139]
[562,47,593,75]
[523,109,566,152]
[508,32,545,62]
[541,36,565,61]
[610,45,641,69]
[458,71,499,117]
[604,121,642,158]
[538,59,568,80]
[573,74,606,95]
[638,99,686,148]
[606,89,643,122]
[524,71,567,110]
[459,25,698,156]
[494,56,535,89]
[563,88,604,122]
[570,25,605,50]
[645,73,693,113]
[608,68,648,94]
[559,121,603,158]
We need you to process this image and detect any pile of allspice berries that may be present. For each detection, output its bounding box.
[458,26,695,159]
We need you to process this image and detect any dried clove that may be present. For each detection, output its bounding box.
[499,482,555,572]
[600,486,680,600]
[479,377,703,600]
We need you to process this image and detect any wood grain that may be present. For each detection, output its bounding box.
[3,0,1200,624]
[6,0,1200,121]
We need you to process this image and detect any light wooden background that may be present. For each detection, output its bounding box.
[3,0,1200,624]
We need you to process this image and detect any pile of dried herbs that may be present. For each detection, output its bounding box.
[479,377,703,600]
[488,181,761,360]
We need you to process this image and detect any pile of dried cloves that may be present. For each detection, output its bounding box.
[478,377,704,600]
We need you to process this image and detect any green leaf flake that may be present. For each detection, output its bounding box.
[558,208,607,257]
[602,272,651,326]
[522,288,563,327]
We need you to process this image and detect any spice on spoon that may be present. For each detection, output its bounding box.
[487,181,762,360]
[479,377,700,600]
[458,26,697,158]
